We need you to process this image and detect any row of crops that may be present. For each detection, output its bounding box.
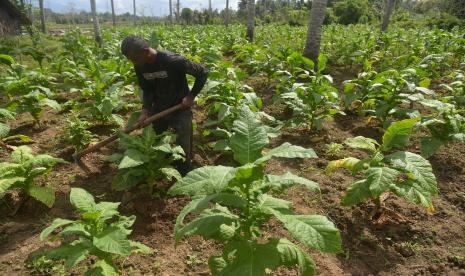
[0,24,464,274]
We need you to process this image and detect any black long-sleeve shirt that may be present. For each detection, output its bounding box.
[135,50,209,113]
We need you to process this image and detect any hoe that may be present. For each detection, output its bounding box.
[72,104,183,173]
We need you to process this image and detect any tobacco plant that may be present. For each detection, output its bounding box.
[327,119,439,213]
[418,99,465,158]
[0,146,66,207]
[105,127,185,192]
[169,106,341,275]
[39,188,151,275]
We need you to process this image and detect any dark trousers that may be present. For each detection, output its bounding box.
[152,108,193,174]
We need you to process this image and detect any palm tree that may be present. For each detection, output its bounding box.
[90,0,102,46]
[381,0,394,32]
[303,0,327,66]
[225,0,230,27]
[246,0,256,41]
[176,0,180,23]
[39,0,46,33]
[111,0,116,27]
[133,0,137,26]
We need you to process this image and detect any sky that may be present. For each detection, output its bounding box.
[37,0,239,17]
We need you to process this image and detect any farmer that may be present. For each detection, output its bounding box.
[121,35,209,175]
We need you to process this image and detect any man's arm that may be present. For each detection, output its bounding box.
[171,54,209,97]
[135,69,154,110]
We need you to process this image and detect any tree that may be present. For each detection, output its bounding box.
[303,0,328,66]
[133,0,137,26]
[176,0,180,22]
[111,0,116,27]
[39,0,46,33]
[90,0,102,46]
[246,0,256,41]
[169,0,173,24]
[225,0,230,26]
[381,0,394,31]
[181,8,193,24]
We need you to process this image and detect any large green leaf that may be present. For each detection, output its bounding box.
[0,122,10,138]
[364,167,399,196]
[27,185,55,208]
[381,118,418,151]
[420,137,443,158]
[84,259,119,276]
[230,106,269,164]
[70,188,95,213]
[45,240,91,269]
[344,136,378,153]
[257,194,293,215]
[386,151,438,196]
[129,240,152,254]
[11,146,34,163]
[168,166,236,196]
[274,213,342,253]
[341,179,372,206]
[254,142,318,164]
[176,206,239,242]
[265,172,320,192]
[0,54,15,66]
[40,218,75,240]
[210,239,315,276]
[26,154,67,167]
[93,226,132,256]
[0,177,25,194]
[118,149,147,169]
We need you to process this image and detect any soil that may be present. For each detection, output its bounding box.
[1,70,465,276]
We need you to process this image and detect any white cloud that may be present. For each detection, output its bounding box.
[39,0,239,16]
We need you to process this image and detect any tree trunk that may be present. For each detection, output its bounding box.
[111,0,116,27]
[39,0,46,33]
[133,0,137,26]
[303,0,327,66]
[169,0,173,24]
[29,0,33,21]
[381,0,394,32]
[176,0,180,22]
[225,0,229,27]
[246,0,255,42]
[209,0,212,13]
[90,0,102,46]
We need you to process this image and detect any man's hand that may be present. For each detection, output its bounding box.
[181,94,195,108]
[138,108,150,125]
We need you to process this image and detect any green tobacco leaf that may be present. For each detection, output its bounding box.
[274,213,342,253]
[0,122,10,138]
[0,54,16,66]
[118,149,147,169]
[176,206,239,242]
[212,239,315,276]
[0,177,25,194]
[168,166,236,196]
[174,195,217,240]
[265,172,320,192]
[341,179,372,206]
[45,241,90,269]
[94,201,121,221]
[230,105,269,164]
[27,185,55,208]
[130,241,152,254]
[93,226,132,256]
[70,188,95,213]
[84,259,119,276]
[326,157,361,174]
[255,142,318,164]
[257,194,293,214]
[275,238,315,276]
[40,218,75,240]
[386,151,438,196]
[59,223,91,237]
[11,146,34,163]
[420,137,443,158]
[0,108,16,120]
[26,154,67,167]
[41,98,61,112]
[365,167,399,197]
[160,167,182,181]
[381,118,418,151]
[344,136,378,153]
[104,153,124,163]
